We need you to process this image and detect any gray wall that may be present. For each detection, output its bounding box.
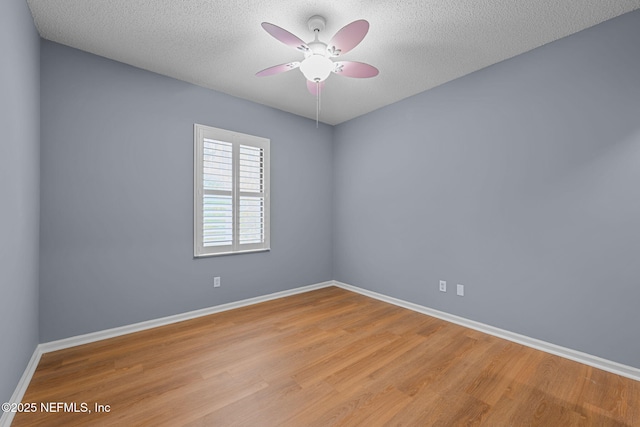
[333,10,640,368]
[0,0,40,404]
[40,41,333,342]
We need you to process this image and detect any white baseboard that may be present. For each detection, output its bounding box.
[40,280,334,354]
[332,280,640,382]
[0,347,44,427]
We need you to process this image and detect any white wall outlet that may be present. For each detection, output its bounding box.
[457,284,464,296]
[439,280,447,292]
[214,276,221,288]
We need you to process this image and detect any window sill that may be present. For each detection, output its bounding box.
[194,248,271,259]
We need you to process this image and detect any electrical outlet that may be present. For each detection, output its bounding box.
[457,284,464,296]
[439,280,447,292]
[214,276,221,288]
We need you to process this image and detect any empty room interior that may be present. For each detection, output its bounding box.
[2,0,640,425]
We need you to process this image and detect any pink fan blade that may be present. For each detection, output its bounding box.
[333,61,379,78]
[327,20,369,57]
[261,22,310,53]
[256,62,300,77]
[306,80,325,95]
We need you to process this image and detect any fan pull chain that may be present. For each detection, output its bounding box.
[316,81,319,128]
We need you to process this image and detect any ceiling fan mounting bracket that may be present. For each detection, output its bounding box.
[307,15,326,33]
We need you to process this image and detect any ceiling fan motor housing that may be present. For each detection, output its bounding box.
[307,41,327,56]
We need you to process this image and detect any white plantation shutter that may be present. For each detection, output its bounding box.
[194,125,270,257]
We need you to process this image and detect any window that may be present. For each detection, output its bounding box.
[194,124,270,257]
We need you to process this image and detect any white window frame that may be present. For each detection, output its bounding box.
[194,124,270,257]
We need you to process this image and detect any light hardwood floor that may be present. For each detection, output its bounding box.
[12,287,640,426]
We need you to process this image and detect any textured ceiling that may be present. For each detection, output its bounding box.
[27,0,640,125]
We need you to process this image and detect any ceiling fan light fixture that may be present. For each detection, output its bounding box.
[300,54,333,82]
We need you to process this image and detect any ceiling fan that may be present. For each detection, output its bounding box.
[256,15,379,124]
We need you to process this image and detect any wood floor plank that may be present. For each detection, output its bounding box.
[11,286,639,426]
